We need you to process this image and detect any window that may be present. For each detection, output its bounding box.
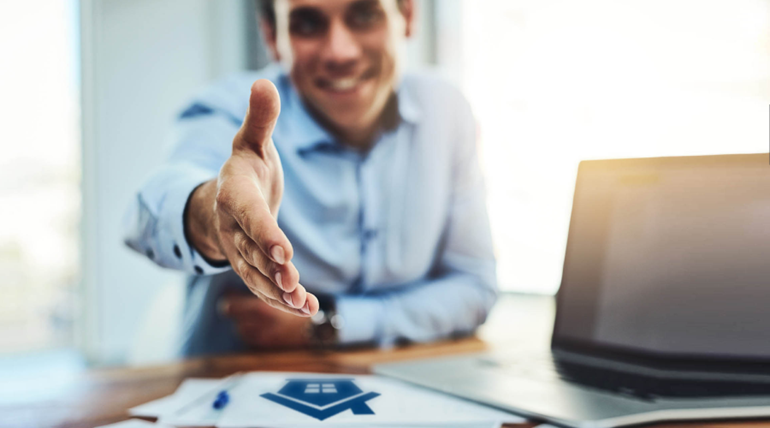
[304,383,339,394]
[452,0,769,294]
[0,0,80,353]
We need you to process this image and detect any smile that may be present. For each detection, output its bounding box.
[328,77,360,91]
[316,72,374,94]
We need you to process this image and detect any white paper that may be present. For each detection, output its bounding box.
[290,424,502,428]
[129,378,220,418]
[96,419,171,428]
[202,372,524,427]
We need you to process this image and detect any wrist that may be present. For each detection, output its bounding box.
[184,180,227,262]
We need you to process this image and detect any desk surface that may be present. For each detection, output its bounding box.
[3,294,769,428]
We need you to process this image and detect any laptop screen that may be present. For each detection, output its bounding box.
[554,154,770,363]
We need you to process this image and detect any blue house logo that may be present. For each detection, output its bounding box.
[261,379,380,421]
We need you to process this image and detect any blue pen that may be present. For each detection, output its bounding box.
[173,372,244,416]
[213,390,230,410]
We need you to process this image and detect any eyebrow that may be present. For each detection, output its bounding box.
[288,0,382,17]
[288,6,325,20]
[350,0,381,7]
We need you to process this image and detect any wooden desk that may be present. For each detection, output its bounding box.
[3,295,769,428]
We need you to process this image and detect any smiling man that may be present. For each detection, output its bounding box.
[124,0,498,355]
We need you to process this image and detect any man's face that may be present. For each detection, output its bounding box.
[269,0,412,135]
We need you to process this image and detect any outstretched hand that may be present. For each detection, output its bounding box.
[186,79,319,317]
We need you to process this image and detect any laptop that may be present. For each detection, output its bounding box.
[375,153,770,427]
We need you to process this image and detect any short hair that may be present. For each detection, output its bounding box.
[257,0,406,27]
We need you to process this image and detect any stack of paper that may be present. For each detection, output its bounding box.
[100,420,503,428]
[126,371,526,428]
[97,421,170,428]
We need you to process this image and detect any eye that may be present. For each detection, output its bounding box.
[289,8,328,37]
[346,1,385,30]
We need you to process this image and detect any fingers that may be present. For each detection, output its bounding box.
[232,256,284,302]
[223,289,311,319]
[233,230,300,293]
[215,181,311,314]
[223,284,317,318]
[302,293,320,317]
[234,79,281,155]
[283,284,307,313]
[224,238,311,313]
[216,175,293,265]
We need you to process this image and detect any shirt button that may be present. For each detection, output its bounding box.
[146,248,154,259]
[363,229,378,240]
[173,244,182,259]
[194,266,204,275]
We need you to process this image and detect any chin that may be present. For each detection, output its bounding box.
[314,97,370,124]
[326,111,368,131]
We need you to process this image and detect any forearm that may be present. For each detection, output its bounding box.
[335,268,498,346]
[123,163,230,275]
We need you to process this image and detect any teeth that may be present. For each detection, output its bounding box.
[328,78,358,91]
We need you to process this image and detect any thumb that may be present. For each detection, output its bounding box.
[236,79,281,155]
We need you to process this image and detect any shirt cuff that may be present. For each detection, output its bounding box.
[334,295,385,346]
[154,166,231,276]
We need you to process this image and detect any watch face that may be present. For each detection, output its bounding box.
[329,314,344,330]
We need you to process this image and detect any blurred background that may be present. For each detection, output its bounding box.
[0,0,767,382]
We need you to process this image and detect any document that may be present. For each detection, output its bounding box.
[157,371,524,427]
[103,421,499,428]
[96,420,170,428]
[129,378,220,418]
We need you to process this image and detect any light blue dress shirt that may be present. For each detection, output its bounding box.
[124,64,497,355]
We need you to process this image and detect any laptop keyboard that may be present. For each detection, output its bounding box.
[480,354,770,400]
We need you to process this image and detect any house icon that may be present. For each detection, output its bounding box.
[261,379,380,421]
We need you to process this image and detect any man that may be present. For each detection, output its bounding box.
[124,0,497,356]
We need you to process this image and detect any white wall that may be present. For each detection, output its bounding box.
[79,0,249,365]
[447,0,769,294]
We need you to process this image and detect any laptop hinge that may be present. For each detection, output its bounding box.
[552,349,770,383]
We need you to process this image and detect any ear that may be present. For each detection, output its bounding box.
[399,0,415,38]
[260,17,281,62]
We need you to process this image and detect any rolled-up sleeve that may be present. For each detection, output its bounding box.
[123,88,247,275]
[335,93,498,346]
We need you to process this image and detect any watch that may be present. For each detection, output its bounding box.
[308,294,343,349]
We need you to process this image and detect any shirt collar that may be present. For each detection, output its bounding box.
[395,78,422,124]
[272,71,423,156]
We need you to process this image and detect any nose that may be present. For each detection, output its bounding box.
[321,19,362,73]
